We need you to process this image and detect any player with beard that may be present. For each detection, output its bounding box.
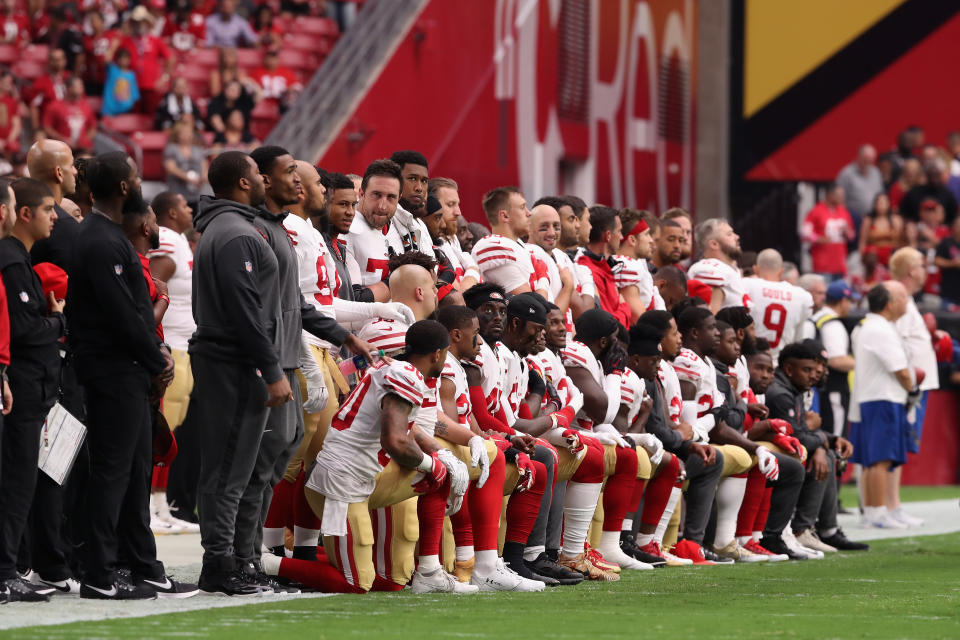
[387,150,434,258]
[671,306,782,564]
[576,206,632,327]
[615,208,664,320]
[742,248,813,361]
[429,177,480,290]
[652,219,684,270]
[688,219,752,313]
[661,208,693,264]
[343,159,401,300]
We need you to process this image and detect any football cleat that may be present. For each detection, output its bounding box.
[3,577,50,602]
[411,567,479,594]
[524,553,584,585]
[712,540,768,563]
[743,538,789,562]
[781,529,823,559]
[453,557,475,583]
[596,541,654,570]
[584,544,620,573]
[470,559,545,592]
[557,552,619,581]
[795,529,837,553]
[135,575,200,599]
[640,541,693,566]
[758,535,808,560]
[620,534,666,568]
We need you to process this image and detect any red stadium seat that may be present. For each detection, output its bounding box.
[191,47,220,69]
[250,99,279,140]
[86,96,103,116]
[277,48,320,75]
[102,113,154,135]
[176,64,211,100]
[23,44,48,63]
[0,44,17,65]
[12,60,46,81]
[288,16,338,37]
[235,48,263,70]
[283,33,326,52]
[133,130,170,180]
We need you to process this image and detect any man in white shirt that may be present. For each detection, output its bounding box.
[888,248,939,526]
[343,159,400,299]
[849,282,918,529]
[526,204,575,312]
[385,150,434,259]
[471,187,547,298]
[688,218,752,313]
[742,249,813,361]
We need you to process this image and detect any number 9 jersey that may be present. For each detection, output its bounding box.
[741,278,812,360]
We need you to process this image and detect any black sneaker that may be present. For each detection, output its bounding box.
[759,535,807,560]
[269,545,287,558]
[198,566,263,597]
[620,533,667,568]
[503,556,558,586]
[819,529,870,551]
[524,553,583,585]
[3,577,50,602]
[257,570,300,594]
[136,575,200,599]
[700,547,735,564]
[80,579,157,600]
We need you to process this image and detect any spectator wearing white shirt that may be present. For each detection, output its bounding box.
[849,282,917,529]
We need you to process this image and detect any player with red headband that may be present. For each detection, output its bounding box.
[615,209,665,322]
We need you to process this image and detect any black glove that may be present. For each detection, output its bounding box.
[502,446,520,464]
[527,366,546,398]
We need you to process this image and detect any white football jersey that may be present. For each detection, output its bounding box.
[283,213,339,349]
[615,255,657,312]
[526,243,556,299]
[619,368,647,427]
[742,277,812,358]
[307,360,429,502]
[497,343,528,427]
[441,351,471,426]
[672,347,722,418]
[552,248,582,334]
[529,347,582,410]
[658,360,683,424]
[561,340,603,431]
[569,247,597,298]
[687,258,752,309]
[472,234,534,293]
[357,315,411,356]
[148,226,195,351]
[344,213,390,286]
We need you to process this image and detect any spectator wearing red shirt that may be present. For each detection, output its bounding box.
[82,10,121,94]
[118,6,173,115]
[161,3,207,53]
[0,0,30,48]
[250,49,301,110]
[0,71,22,160]
[43,76,98,152]
[25,48,69,131]
[802,183,855,278]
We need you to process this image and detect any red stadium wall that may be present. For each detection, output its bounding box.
[316,0,697,221]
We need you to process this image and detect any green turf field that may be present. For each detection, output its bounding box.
[838,483,959,507]
[10,532,960,640]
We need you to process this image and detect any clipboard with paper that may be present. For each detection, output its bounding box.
[38,403,87,485]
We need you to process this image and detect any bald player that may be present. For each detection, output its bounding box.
[358,264,439,354]
[527,203,575,316]
[27,140,79,270]
[742,249,813,360]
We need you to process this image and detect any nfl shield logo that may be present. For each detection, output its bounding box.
[114,264,123,275]
[244,260,253,272]
[18,291,27,302]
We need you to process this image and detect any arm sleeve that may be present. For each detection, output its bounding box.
[469,385,514,435]
[1,264,65,347]
[332,297,379,329]
[300,295,348,346]
[216,236,283,383]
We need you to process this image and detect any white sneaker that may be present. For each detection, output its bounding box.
[155,495,200,533]
[795,529,837,553]
[712,540,768,563]
[782,528,823,559]
[890,507,924,527]
[597,542,654,570]
[150,513,181,535]
[31,575,81,595]
[863,511,909,529]
[470,558,545,592]
[410,567,479,594]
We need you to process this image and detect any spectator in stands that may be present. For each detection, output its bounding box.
[250,49,301,111]
[162,1,208,53]
[858,192,902,266]
[164,120,208,201]
[119,6,174,115]
[26,48,69,132]
[101,47,140,116]
[46,6,85,72]
[908,199,948,255]
[935,216,960,309]
[155,77,198,130]
[889,157,922,214]
[146,0,168,35]
[900,158,958,225]
[802,183,855,279]
[205,0,258,48]
[207,79,255,135]
[0,0,30,48]
[42,76,97,153]
[836,144,883,226]
[0,71,22,163]
[251,5,282,49]
[81,9,120,95]
[209,47,255,99]
[212,108,256,153]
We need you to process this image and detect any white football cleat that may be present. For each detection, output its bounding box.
[782,528,823,559]
[470,559,545,592]
[889,507,924,527]
[411,567,479,594]
[596,542,654,570]
[155,495,201,533]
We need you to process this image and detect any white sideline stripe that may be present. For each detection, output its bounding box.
[836,498,960,541]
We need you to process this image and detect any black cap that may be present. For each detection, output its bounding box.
[507,292,548,324]
[426,194,442,216]
[574,308,621,344]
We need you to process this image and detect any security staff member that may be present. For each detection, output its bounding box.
[0,178,64,602]
[67,152,196,600]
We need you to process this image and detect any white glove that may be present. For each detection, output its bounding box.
[632,433,664,466]
[756,447,780,481]
[592,424,629,448]
[374,302,416,326]
[467,436,490,488]
[299,338,328,413]
[437,449,469,515]
[602,374,623,425]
